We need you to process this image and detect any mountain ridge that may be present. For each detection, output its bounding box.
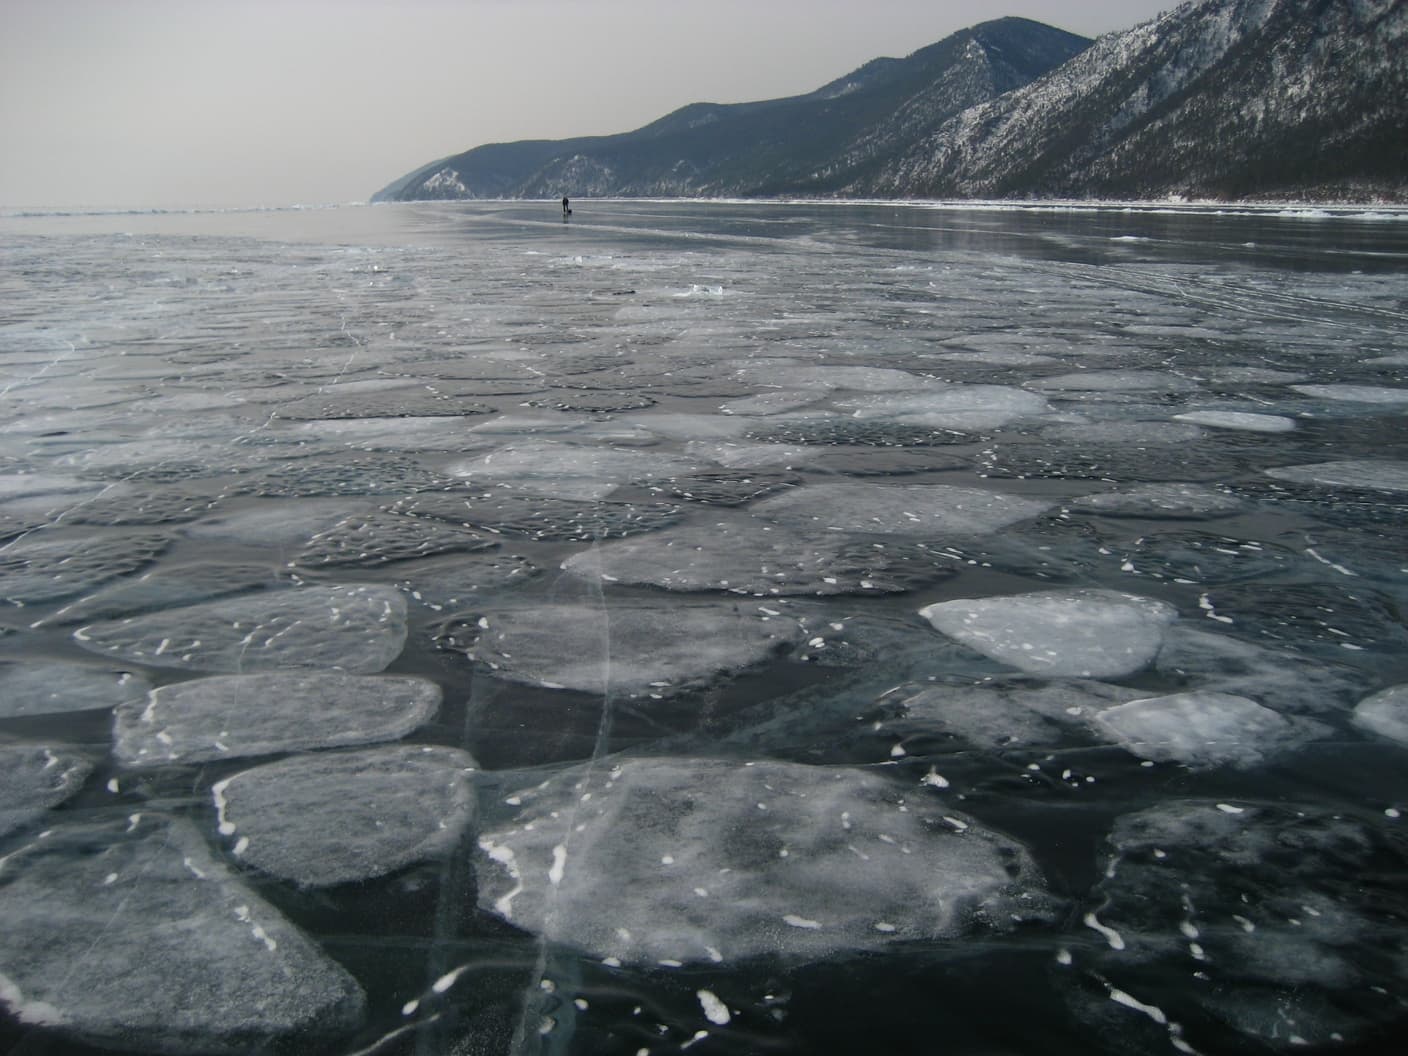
[373,1,1406,204]
[373,17,1090,201]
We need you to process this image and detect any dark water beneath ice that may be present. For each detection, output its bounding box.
[2,200,1408,1056]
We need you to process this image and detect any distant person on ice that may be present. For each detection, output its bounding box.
[562,196,571,219]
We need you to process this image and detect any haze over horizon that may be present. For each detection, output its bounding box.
[1,0,1174,211]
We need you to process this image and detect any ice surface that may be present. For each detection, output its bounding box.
[392,490,683,541]
[1290,383,1408,404]
[0,741,93,838]
[1026,370,1200,393]
[560,517,958,596]
[293,510,498,568]
[834,384,1050,430]
[1085,801,1408,1049]
[213,745,476,886]
[5,202,1408,1055]
[275,385,493,420]
[1102,530,1301,584]
[442,600,802,697]
[919,589,1179,678]
[868,678,1142,752]
[54,485,223,526]
[0,815,365,1052]
[661,469,799,506]
[1172,410,1296,432]
[180,498,364,546]
[37,561,292,627]
[113,670,439,767]
[752,482,1051,537]
[239,452,454,497]
[1066,482,1243,518]
[1,531,169,605]
[475,757,1052,964]
[0,661,151,717]
[395,552,540,611]
[446,441,698,500]
[74,583,408,673]
[1352,684,1408,746]
[719,391,824,416]
[1264,459,1408,492]
[1094,691,1324,768]
[1154,626,1371,715]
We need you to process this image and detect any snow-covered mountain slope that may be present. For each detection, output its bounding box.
[860,0,1406,200]
[372,18,1090,202]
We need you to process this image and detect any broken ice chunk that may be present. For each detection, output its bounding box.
[1264,460,1408,493]
[918,589,1178,679]
[1353,685,1408,746]
[0,815,365,1052]
[213,745,476,886]
[0,661,151,717]
[74,584,408,674]
[1067,483,1243,519]
[0,741,93,838]
[444,601,801,697]
[1172,410,1295,433]
[752,483,1050,538]
[475,757,1053,964]
[833,383,1050,431]
[113,670,440,767]
[1095,691,1324,768]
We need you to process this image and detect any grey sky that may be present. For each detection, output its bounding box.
[1,0,1175,209]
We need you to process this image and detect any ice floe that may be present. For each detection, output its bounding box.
[1094,691,1323,768]
[393,490,683,541]
[1066,483,1243,519]
[0,741,93,838]
[0,661,151,717]
[113,670,438,767]
[212,745,476,886]
[475,757,1053,964]
[1352,684,1408,746]
[1026,370,1199,393]
[561,517,958,596]
[834,384,1050,431]
[752,483,1051,537]
[868,678,1142,752]
[1264,460,1408,493]
[441,601,802,697]
[1172,410,1296,432]
[919,589,1179,679]
[74,584,408,674]
[1,531,169,606]
[0,815,365,1052]
[37,561,292,627]
[293,510,498,568]
[1291,383,1408,404]
[445,441,697,500]
[1083,800,1408,1050]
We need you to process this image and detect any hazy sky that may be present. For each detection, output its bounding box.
[1,0,1175,209]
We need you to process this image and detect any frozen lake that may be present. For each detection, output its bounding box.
[2,199,1408,1055]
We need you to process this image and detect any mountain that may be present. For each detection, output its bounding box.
[372,17,1091,202]
[858,0,1407,201]
[373,0,1406,205]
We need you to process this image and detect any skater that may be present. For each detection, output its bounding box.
[562,196,571,219]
